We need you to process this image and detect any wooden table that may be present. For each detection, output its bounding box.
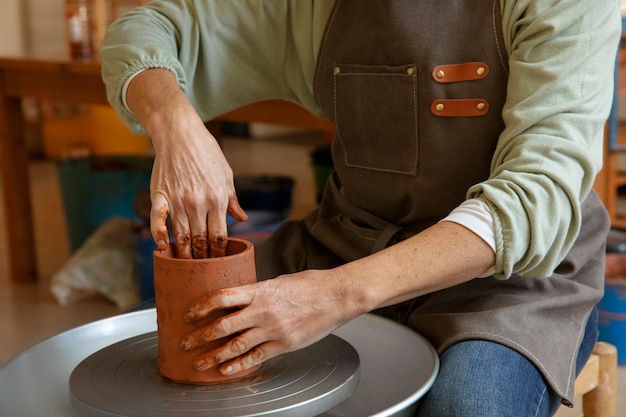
[0,55,334,283]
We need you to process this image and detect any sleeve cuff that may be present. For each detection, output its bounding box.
[121,68,148,115]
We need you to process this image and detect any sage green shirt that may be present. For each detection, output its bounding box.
[101,0,621,279]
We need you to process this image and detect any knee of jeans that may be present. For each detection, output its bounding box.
[417,379,480,417]
[416,340,557,417]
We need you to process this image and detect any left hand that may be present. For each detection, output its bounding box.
[179,269,362,376]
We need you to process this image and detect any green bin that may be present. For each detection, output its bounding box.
[57,156,153,252]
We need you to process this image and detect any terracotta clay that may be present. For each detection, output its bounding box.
[153,238,259,384]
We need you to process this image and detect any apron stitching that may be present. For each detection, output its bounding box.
[492,0,509,76]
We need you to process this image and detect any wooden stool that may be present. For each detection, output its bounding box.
[573,341,618,417]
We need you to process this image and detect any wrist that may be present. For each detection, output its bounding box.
[330,265,377,316]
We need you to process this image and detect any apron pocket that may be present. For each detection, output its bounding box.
[334,63,418,175]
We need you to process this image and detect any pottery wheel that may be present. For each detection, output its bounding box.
[69,332,360,417]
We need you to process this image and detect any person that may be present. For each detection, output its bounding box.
[101,1,621,415]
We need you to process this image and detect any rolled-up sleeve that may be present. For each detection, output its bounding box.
[100,0,334,134]
[469,0,621,278]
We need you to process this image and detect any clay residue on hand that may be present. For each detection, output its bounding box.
[192,233,209,259]
[209,234,227,258]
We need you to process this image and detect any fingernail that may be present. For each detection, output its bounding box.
[221,365,234,375]
[157,240,167,249]
[184,312,195,323]
[194,360,208,371]
[180,338,193,351]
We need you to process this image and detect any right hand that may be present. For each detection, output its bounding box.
[126,69,247,259]
[149,119,247,259]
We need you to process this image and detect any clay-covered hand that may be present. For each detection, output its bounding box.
[149,118,247,259]
[125,68,247,259]
[179,269,363,375]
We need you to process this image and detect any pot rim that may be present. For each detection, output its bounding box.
[153,237,254,261]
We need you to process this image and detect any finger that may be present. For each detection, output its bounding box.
[181,309,248,351]
[184,287,254,324]
[171,209,192,259]
[150,192,171,250]
[216,330,330,376]
[184,194,209,259]
[192,233,209,259]
[207,207,228,258]
[227,192,248,222]
[192,329,270,373]
[218,342,272,375]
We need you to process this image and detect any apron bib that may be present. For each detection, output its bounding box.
[256,0,609,403]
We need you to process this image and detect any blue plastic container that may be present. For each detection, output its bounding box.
[57,156,153,252]
[598,253,626,365]
[229,175,295,247]
[134,233,157,301]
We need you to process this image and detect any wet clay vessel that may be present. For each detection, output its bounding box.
[153,238,259,384]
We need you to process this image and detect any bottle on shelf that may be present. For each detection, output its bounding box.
[65,0,93,59]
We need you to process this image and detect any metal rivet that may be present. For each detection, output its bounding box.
[334,67,340,75]
[407,67,414,75]
[435,103,445,112]
[477,102,486,111]
[476,66,486,76]
[436,70,445,79]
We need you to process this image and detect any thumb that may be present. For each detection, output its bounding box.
[228,192,248,222]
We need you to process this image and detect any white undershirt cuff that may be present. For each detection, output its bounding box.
[440,198,496,278]
[121,68,148,114]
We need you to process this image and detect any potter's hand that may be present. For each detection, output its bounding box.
[149,122,247,258]
[125,68,247,259]
[180,269,363,375]
[179,221,497,373]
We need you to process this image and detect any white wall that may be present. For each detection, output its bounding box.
[0,0,26,55]
[26,0,66,55]
[0,0,145,57]
[0,0,66,56]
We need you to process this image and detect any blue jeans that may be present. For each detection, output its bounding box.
[415,308,598,417]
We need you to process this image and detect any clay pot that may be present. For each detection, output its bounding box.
[153,238,259,384]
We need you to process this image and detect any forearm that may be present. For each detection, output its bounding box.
[126,68,245,257]
[336,221,495,314]
[125,68,206,149]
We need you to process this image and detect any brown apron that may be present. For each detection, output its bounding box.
[256,0,609,404]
